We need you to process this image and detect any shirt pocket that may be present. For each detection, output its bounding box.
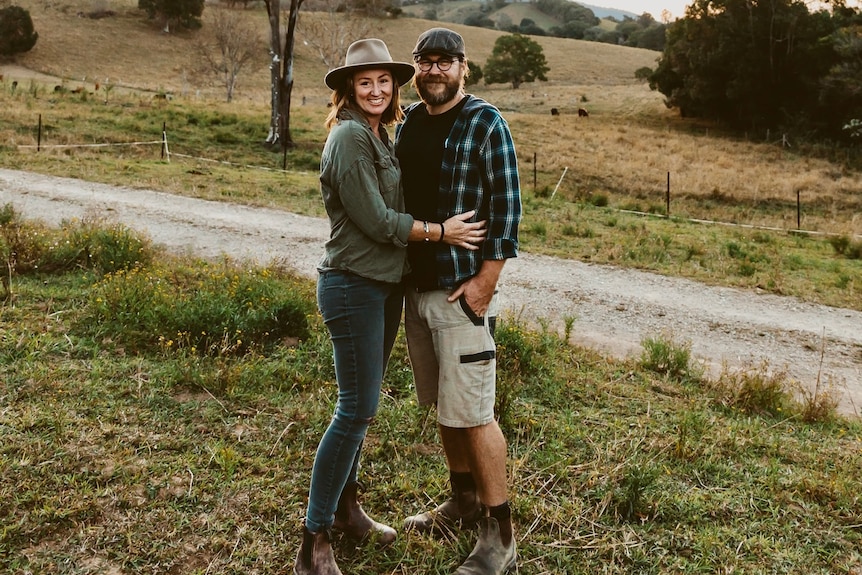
[374,155,401,206]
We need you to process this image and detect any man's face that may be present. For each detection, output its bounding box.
[414,53,462,106]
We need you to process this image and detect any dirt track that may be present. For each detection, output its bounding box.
[2,168,861,416]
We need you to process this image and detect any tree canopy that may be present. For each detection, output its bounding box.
[138,0,205,32]
[0,5,38,57]
[483,33,549,89]
[649,0,862,140]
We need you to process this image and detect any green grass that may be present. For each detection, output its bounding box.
[1,215,861,574]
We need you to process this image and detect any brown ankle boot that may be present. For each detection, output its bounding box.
[453,517,517,575]
[403,484,485,533]
[293,527,343,575]
[332,481,396,545]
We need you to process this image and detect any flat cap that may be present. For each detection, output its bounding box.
[412,27,466,59]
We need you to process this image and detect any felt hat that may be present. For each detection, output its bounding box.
[324,38,415,90]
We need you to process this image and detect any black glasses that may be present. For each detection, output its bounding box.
[416,58,457,72]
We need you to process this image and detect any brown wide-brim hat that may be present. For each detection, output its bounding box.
[324,38,415,90]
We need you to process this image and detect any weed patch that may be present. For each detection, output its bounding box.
[81,257,314,356]
[639,333,701,383]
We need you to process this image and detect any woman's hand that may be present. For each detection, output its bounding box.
[441,210,486,250]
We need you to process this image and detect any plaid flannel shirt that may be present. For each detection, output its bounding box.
[400,95,522,289]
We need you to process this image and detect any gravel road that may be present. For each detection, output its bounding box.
[2,168,860,416]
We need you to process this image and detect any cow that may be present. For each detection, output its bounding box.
[578,108,589,118]
[550,108,559,116]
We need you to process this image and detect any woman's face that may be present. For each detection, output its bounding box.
[351,68,394,122]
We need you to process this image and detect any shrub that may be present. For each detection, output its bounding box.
[495,318,565,431]
[712,360,792,416]
[1,206,152,276]
[138,0,204,31]
[589,193,609,207]
[639,333,700,382]
[83,258,313,356]
[829,235,851,255]
[48,218,153,274]
[634,66,653,81]
[0,6,38,57]
[613,463,658,521]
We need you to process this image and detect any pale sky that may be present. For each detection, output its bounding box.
[598,1,689,20]
[596,1,862,21]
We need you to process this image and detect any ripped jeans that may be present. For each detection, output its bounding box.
[305,269,404,533]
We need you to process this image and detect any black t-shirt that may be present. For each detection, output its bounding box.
[396,98,468,290]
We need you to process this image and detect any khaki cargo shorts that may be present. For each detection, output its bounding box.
[404,288,499,428]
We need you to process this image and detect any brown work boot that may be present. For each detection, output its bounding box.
[293,526,343,575]
[332,481,397,545]
[403,485,485,533]
[453,517,517,575]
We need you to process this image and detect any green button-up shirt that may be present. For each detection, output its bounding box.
[318,109,414,284]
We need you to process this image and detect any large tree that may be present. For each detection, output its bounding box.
[483,33,549,89]
[649,0,853,135]
[0,5,38,57]
[820,23,862,138]
[263,0,304,150]
[138,0,205,32]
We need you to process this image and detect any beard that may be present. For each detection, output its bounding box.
[415,73,461,106]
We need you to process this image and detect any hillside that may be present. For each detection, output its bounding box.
[4,0,662,112]
[579,2,639,19]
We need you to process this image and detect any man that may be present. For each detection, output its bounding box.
[395,27,522,575]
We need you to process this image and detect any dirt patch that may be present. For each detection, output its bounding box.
[2,167,861,416]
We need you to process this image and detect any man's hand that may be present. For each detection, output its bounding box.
[447,260,505,317]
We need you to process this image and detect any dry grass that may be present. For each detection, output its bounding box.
[2,2,861,241]
[9,1,659,97]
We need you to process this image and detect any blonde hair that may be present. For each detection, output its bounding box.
[324,69,406,130]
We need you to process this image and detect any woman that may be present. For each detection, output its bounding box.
[295,38,486,575]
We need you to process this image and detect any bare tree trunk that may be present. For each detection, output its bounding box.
[265,0,281,147]
[279,0,303,150]
[263,0,303,151]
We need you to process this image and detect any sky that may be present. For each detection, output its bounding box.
[600,1,690,19]
[596,1,862,21]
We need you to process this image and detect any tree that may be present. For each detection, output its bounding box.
[518,17,546,36]
[138,0,204,32]
[0,5,38,57]
[196,9,261,103]
[300,0,377,69]
[263,0,305,151]
[649,0,848,135]
[466,60,483,86]
[483,33,549,89]
[820,25,862,137]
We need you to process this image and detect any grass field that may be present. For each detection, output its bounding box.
[2,2,862,574]
[0,213,860,575]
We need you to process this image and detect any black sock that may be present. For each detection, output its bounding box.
[450,470,476,493]
[488,502,513,547]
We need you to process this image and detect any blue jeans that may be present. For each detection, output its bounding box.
[305,270,404,533]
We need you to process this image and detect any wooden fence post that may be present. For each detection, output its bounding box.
[666,171,671,216]
[796,190,802,230]
[161,122,169,161]
[533,152,537,193]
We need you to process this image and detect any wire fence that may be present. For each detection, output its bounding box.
[12,116,862,242]
[14,114,295,175]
